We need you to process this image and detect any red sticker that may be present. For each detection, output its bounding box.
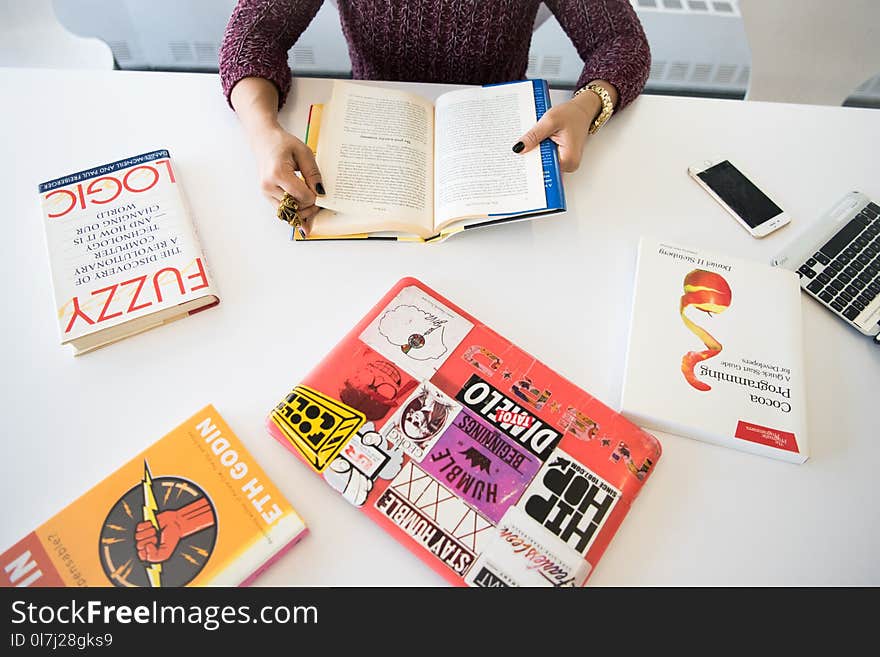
[735,421,799,453]
[494,409,534,428]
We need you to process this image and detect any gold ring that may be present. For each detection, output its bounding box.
[276,192,300,226]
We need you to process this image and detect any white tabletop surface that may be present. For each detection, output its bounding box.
[1,67,878,586]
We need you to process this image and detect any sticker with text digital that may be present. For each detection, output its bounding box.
[381,382,461,462]
[360,285,473,381]
[455,374,562,462]
[518,448,620,557]
[375,461,494,576]
[420,410,541,523]
[464,506,591,587]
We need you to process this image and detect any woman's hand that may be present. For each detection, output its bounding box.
[512,81,618,173]
[231,76,324,236]
[251,124,324,232]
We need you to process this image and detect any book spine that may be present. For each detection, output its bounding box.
[533,79,565,211]
[37,150,170,193]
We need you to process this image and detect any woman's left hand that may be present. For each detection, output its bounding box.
[512,91,603,173]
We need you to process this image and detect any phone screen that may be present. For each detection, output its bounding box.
[697,160,783,228]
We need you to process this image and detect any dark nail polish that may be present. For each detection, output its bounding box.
[297,226,307,240]
[512,141,525,153]
[315,182,326,195]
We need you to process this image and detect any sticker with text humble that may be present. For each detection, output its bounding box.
[420,410,541,523]
[454,374,562,463]
[381,382,461,462]
[519,448,620,557]
[375,461,493,576]
[464,506,591,587]
[271,386,366,473]
[360,285,474,381]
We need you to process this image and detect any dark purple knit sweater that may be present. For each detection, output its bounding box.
[220,0,650,111]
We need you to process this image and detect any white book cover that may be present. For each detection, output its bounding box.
[621,238,809,464]
[38,149,219,355]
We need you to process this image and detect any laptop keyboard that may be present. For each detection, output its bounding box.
[797,201,880,324]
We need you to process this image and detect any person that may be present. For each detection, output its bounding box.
[219,0,650,234]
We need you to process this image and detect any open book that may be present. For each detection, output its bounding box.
[303,80,566,242]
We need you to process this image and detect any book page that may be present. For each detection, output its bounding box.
[315,81,434,236]
[433,82,546,231]
[307,208,425,240]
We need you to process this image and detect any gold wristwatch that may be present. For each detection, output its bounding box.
[574,83,615,134]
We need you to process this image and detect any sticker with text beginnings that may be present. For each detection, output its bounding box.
[420,410,541,523]
[360,285,473,381]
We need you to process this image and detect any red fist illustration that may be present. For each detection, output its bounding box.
[134,498,216,564]
[136,510,183,563]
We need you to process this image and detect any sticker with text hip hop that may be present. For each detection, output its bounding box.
[360,285,473,381]
[376,461,493,576]
[455,374,562,462]
[420,410,541,523]
[382,382,461,462]
[464,506,591,588]
[323,422,404,507]
[518,448,620,557]
[271,386,366,473]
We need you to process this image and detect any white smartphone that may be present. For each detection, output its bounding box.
[688,158,791,238]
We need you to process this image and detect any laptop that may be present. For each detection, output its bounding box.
[773,191,880,344]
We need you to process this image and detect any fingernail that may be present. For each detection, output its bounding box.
[512,142,525,153]
[315,182,326,196]
[297,226,307,240]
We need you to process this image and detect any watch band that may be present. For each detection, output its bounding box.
[574,83,615,134]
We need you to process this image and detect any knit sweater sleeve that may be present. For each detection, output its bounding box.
[219,0,323,110]
[544,0,651,110]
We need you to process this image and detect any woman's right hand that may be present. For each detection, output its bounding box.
[230,77,324,236]
[251,124,324,235]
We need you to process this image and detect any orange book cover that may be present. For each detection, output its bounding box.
[267,277,661,587]
[1,406,307,588]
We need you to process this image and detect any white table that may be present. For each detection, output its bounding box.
[1,68,878,586]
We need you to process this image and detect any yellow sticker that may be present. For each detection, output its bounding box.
[271,386,366,472]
